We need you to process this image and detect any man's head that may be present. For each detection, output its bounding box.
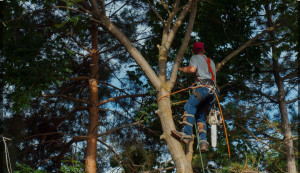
[192,42,204,54]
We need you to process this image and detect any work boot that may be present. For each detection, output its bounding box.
[196,122,209,152]
[200,142,208,152]
[171,130,192,145]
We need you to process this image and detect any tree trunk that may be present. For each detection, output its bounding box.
[265,3,296,171]
[272,58,296,173]
[85,22,99,173]
[157,88,193,173]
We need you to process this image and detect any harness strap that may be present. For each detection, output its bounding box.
[179,121,193,127]
[199,140,209,145]
[198,130,207,133]
[181,114,194,119]
[181,134,192,139]
[206,57,215,81]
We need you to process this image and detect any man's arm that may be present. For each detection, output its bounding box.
[179,66,197,73]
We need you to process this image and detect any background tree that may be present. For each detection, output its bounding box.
[2,0,155,172]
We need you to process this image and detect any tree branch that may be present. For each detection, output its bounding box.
[99,93,147,106]
[98,0,106,16]
[99,16,161,90]
[55,6,101,23]
[97,80,129,95]
[167,0,198,89]
[42,94,90,104]
[97,139,135,172]
[70,34,91,52]
[248,89,278,103]
[53,106,88,126]
[165,0,193,50]
[89,0,101,16]
[282,70,298,80]
[147,0,164,23]
[286,97,299,104]
[235,122,287,155]
[216,22,285,72]
[98,121,144,137]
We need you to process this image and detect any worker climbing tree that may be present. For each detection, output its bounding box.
[171,42,218,152]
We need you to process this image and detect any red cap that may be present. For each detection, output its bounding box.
[193,42,204,52]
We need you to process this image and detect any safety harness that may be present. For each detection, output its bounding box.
[195,56,216,87]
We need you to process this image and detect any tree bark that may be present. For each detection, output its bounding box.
[157,88,193,173]
[85,22,99,173]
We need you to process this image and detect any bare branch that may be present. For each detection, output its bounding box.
[248,89,278,103]
[97,80,129,95]
[165,0,193,50]
[216,22,284,72]
[147,0,164,23]
[55,6,101,23]
[99,16,161,90]
[70,35,91,52]
[167,0,198,89]
[251,38,284,46]
[99,93,148,106]
[42,94,90,104]
[286,97,299,104]
[109,0,129,18]
[89,0,101,16]
[158,0,172,17]
[99,0,106,15]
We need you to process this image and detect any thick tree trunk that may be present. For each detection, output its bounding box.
[85,22,99,173]
[157,88,193,173]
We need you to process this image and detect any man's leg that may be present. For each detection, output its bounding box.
[171,89,205,144]
[196,88,218,152]
[196,110,209,152]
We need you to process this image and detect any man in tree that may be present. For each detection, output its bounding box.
[171,42,218,152]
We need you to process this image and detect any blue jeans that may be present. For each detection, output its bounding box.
[182,87,218,143]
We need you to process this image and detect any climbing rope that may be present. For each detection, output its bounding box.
[157,85,231,158]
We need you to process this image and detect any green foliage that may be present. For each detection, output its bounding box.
[60,157,85,173]
[14,163,48,173]
[13,158,84,173]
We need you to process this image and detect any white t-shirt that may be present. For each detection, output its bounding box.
[189,54,216,81]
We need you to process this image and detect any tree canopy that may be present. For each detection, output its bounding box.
[1,0,298,173]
